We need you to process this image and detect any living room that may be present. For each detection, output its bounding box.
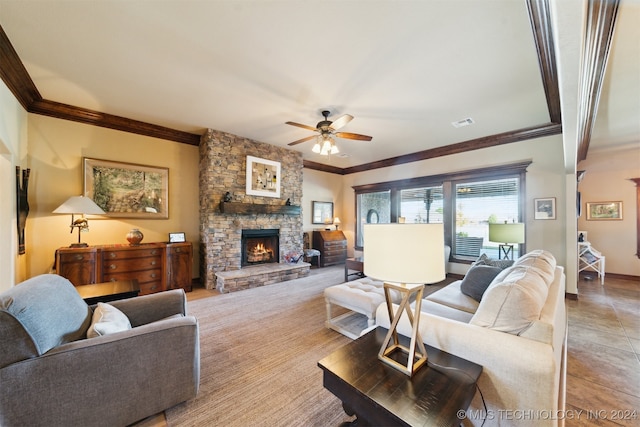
[0,1,639,425]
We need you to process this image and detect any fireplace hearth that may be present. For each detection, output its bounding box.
[242,229,279,267]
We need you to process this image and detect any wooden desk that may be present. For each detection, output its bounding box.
[344,257,364,281]
[75,280,140,305]
[318,327,482,427]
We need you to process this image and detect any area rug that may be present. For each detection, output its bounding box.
[165,266,356,427]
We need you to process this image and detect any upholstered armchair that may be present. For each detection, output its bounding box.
[0,274,199,426]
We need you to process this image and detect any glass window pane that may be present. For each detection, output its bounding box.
[356,191,390,247]
[399,186,443,223]
[454,178,520,259]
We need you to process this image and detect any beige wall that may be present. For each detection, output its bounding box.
[24,114,200,282]
[0,80,29,291]
[339,135,572,279]
[302,168,344,233]
[578,146,640,276]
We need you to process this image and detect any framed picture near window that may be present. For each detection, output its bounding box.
[534,197,556,220]
[246,156,281,198]
[312,201,334,224]
[586,201,623,220]
[84,158,169,219]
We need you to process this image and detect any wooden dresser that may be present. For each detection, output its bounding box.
[313,230,347,267]
[55,242,193,295]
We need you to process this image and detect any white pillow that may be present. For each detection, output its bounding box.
[86,302,132,338]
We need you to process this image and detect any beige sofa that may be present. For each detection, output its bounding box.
[375,250,567,427]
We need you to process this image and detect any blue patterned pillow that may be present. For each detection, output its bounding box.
[474,253,515,269]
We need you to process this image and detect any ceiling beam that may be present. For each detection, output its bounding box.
[576,0,620,162]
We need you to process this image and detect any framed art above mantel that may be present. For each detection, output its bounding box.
[246,156,281,198]
[83,157,169,219]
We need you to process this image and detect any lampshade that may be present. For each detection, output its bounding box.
[53,196,105,215]
[333,217,341,225]
[363,223,445,284]
[488,222,525,244]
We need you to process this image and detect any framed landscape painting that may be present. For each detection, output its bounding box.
[586,201,622,220]
[83,158,169,219]
[534,197,556,220]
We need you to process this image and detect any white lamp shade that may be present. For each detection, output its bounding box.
[363,223,445,284]
[53,196,105,215]
[333,217,341,224]
[489,223,525,244]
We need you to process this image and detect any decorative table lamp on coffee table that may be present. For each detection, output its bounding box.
[363,223,445,376]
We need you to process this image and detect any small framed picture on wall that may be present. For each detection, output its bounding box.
[534,197,556,220]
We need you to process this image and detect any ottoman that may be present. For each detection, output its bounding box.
[324,277,400,339]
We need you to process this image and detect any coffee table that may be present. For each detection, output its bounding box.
[318,327,482,426]
[75,280,140,305]
[344,257,364,281]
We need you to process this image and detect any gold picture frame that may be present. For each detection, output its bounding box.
[83,157,169,219]
[246,156,281,198]
[586,201,623,220]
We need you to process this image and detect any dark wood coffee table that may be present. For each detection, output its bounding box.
[75,280,140,305]
[344,257,364,281]
[318,327,482,427]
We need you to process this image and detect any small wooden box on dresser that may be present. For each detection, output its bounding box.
[55,242,193,295]
[313,230,347,267]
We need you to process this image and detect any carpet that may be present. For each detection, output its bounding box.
[165,266,356,427]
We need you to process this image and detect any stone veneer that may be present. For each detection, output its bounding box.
[199,129,305,291]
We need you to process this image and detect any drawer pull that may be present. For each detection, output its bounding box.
[109,253,117,258]
[109,264,117,270]
[151,261,156,266]
[151,285,157,290]
[151,250,158,255]
[176,248,182,253]
[74,254,83,261]
[150,273,156,278]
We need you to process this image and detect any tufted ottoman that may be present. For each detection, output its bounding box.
[324,277,400,339]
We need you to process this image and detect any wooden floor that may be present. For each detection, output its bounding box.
[132,270,640,427]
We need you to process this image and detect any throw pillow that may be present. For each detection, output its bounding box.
[474,253,515,269]
[460,264,503,302]
[86,302,132,338]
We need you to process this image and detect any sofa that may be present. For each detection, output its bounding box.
[375,250,567,426]
[0,274,200,427]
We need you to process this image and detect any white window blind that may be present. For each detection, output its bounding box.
[399,187,443,223]
[454,177,520,258]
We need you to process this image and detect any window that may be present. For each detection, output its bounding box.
[454,177,520,260]
[400,186,443,224]
[353,162,529,258]
[356,191,390,247]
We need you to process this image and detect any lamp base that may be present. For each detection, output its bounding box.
[498,244,515,260]
[379,282,428,376]
[69,242,89,248]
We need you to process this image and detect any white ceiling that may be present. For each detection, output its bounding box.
[0,0,637,168]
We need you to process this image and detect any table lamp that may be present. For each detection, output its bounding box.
[488,221,525,260]
[333,217,341,230]
[53,195,105,247]
[363,223,445,376]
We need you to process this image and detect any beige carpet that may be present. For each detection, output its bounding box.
[165,266,356,427]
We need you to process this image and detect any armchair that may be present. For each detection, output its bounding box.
[0,274,199,427]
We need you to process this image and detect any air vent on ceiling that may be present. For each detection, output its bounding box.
[451,118,475,128]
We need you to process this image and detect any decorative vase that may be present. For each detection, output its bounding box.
[126,228,144,246]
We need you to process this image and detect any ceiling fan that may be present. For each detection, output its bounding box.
[286,110,372,155]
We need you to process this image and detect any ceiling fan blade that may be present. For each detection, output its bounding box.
[328,114,353,131]
[335,132,373,141]
[285,121,318,132]
[287,135,318,146]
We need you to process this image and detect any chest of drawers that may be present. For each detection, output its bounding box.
[55,242,193,295]
[313,230,347,267]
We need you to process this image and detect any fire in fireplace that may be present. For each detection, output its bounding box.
[241,229,280,267]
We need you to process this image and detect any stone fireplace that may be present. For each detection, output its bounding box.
[199,129,308,292]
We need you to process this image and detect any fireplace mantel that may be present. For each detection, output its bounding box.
[219,202,301,215]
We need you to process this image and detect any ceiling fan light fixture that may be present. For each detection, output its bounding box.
[330,143,339,155]
[312,141,321,153]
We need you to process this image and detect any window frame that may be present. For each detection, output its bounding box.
[352,161,530,260]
